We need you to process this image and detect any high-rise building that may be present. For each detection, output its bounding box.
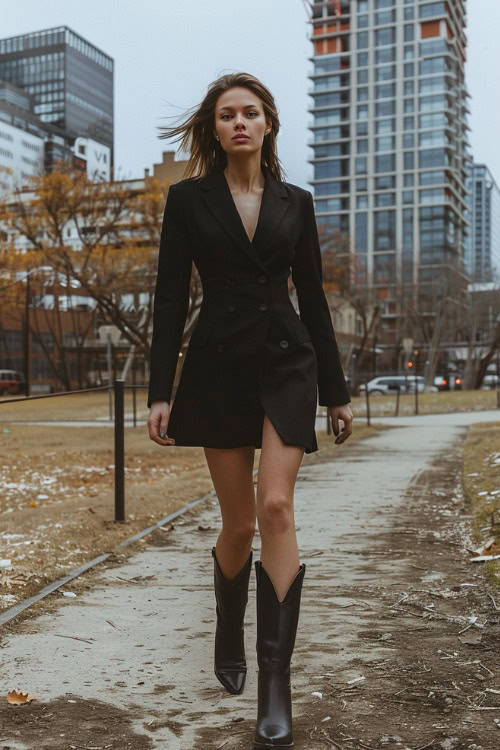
[308,0,471,331]
[0,26,114,172]
[465,164,500,282]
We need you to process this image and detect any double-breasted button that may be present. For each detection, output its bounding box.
[258,274,267,284]
[216,344,225,353]
[257,303,268,311]
[226,278,233,286]
[227,304,236,312]
[280,340,289,349]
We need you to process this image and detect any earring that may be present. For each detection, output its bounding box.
[215,135,220,141]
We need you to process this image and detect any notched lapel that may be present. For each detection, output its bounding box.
[199,164,289,272]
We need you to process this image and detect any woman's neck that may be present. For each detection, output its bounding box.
[224,154,264,192]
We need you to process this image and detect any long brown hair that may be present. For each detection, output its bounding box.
[157,72,286,182]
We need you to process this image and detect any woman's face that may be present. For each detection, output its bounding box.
[213,86,272,157]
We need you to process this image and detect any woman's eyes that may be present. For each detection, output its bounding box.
[221,112,258,120]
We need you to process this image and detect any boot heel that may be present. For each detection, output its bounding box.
[254,560,305,748]
[212,546,253,695]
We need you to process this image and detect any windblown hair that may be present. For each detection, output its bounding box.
[157,72,286,182]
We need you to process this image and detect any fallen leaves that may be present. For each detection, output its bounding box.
[7,688,37,705]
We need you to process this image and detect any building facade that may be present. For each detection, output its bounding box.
[308,0,471,335]
[0,26,114,172]
[465,164,500,282]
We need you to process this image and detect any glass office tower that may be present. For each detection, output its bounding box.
[308,0,470,333]
[0,26,113,169]
[466,164,500,282]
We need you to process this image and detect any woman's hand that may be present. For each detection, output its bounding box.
[148,400,176,446]
[329,403,353,445]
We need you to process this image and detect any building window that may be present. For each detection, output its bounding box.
[403,133,414,147]
[404,98,415,113]
[374,254,396,283]
[375,10,395,25]
[404,80,414,96]
[357,139,369,153]
[404,6,415,20]
[357,105,369,120]
[358,86,369,101]
[357,69,369,84]
[358,52,369,67]
[357,122,368,135]
[376,83,396,99]
[404,24,415,42]
[374,210,396,251]
[356,212,368,253]
[375,136,395,152]
[419,148,448,169]
[375,193,395,207]
[377,65,396,83]
[404,173,414,187]
[375,153,395,173]
[419,2,446,19]
[376,100,395,116]
[358,32,369,49]
[403,190,414,204]
[358,14,369,29]
[403,151,415,170]
[375,47,395,64]
[375,28,395,47]
[356,178,368,191]
[403,208,413,250]
[375,175,395,189]
[357,195,369,209]
[376,118,395,134]
[355,156,368,174]
[404,63,414,78]
[404,116,414,130]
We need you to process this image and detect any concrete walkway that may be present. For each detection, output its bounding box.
[0,412,497,749]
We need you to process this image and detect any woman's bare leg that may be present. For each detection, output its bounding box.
[256,414,304,601]
[204,445,256,580]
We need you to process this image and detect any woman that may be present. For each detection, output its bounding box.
[147,72,353,749]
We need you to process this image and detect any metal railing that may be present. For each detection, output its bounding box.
[0,380,149,523]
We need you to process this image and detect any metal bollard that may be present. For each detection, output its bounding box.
[114,379,125,522]
[365,384,371,426]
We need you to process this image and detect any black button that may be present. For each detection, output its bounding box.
[257,303,268,311]
[280,340,288,349]
[216,344,225,353]
[258,275,267,283]
[226,278,233,286]
[227,305,236,312]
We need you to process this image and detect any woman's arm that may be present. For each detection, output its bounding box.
[291,190,351,408]
[147,184,192,409]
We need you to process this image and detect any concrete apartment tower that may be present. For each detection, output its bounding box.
[308,0,471,343]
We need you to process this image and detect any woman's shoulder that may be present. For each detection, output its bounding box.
[280,179,313,204]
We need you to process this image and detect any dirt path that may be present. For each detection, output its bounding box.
[0,421,499,749]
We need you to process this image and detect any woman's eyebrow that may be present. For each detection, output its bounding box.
[217,104,260,111]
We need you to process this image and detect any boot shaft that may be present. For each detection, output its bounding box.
[254,561,306,671]
[212,546,253,624]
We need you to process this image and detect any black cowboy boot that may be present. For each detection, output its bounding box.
[212,545,253,694]
[254,560,306,748]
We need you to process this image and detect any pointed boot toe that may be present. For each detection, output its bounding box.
[214,665,247,695]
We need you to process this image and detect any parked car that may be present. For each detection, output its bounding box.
[0,369,26,396]
[481,374,499,389]
[359,375,426,396]
[433,374,463,391]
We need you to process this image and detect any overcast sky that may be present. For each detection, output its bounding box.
[2,0,499,189]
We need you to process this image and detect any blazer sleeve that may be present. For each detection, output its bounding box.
[147,184,192,408]
[291,190,351,407]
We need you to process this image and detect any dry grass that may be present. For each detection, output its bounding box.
[351,387,498,417]
[462,421,500,587]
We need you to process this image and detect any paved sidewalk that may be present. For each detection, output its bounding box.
[0,417,498,749]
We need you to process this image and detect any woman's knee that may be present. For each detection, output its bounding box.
[257,493,293,534]
[222,519,256,544]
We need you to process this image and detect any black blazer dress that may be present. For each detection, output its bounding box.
[147,163,350,454]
